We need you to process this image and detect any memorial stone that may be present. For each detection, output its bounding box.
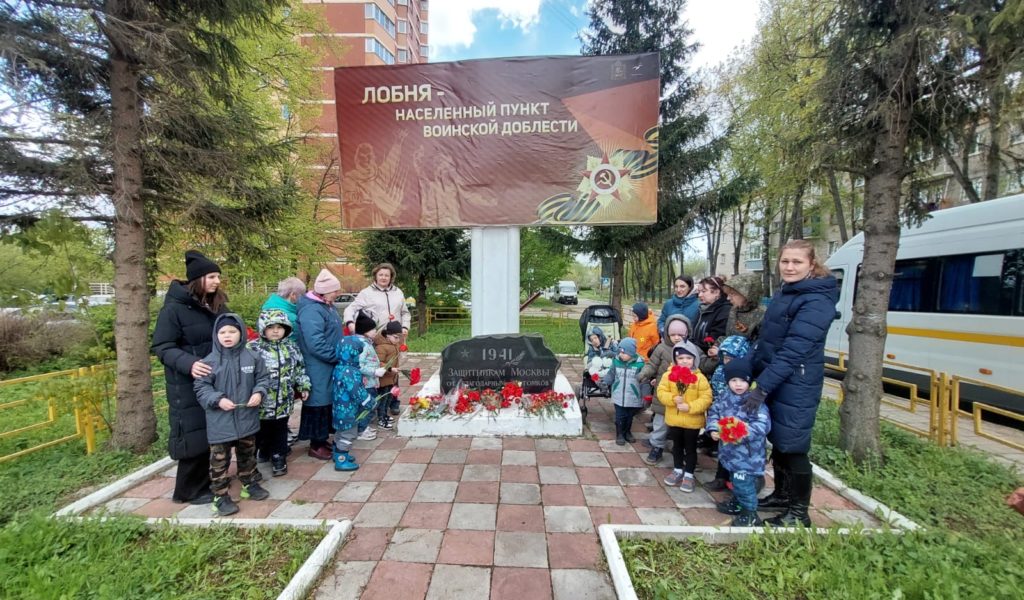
[440,334,560,393]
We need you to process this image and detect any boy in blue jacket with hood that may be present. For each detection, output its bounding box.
[705,356,771,527]
[194,314,272,517]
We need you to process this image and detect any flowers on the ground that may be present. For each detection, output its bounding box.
[404,382,574,420]
[718,416,749,443]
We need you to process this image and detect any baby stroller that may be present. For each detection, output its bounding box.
[578,304,623,421]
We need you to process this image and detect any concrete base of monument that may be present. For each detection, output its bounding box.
[396,372,584,437]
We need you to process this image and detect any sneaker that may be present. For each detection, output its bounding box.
[287,433,298,447]
[333,450,360,472]
[241,482,270,501]
[211,494,239,517]
[716,496,742,515]
[730,510,763,527]
[357,427,377,441]
[308,445,332,461]
[704,478,728,492]
[679,476,696,493]
[379,415,394,430]
[643,447,663,465]
[271,454,288,477]
[664,471,685,486]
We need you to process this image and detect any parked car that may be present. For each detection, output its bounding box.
[333,292,357,318]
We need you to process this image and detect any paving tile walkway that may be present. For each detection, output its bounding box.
[103,354,879,599]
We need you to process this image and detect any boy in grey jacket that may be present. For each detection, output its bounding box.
[194,314,273,516]
[601,337,646,446]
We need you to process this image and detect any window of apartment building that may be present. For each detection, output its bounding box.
[970,177,983,195]
[364,37,395,64]
[421,1,428,10]
[1005,177,1023,194]
[1012,126,1024,145]
[828,240,840,256]
[398,19,407,34]
[420,44,428,57]
[365,3,396,38]
[420,20,428,34]
[398,48,408,63]
[746,242,763,261]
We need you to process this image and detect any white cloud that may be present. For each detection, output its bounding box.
[683,0,760,69]
[430,0,544,50]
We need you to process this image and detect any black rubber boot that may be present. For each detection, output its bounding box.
[623,429,636,444]
[271,454,287,477]
[764,472,812,527]
[758,464,791,511]
[614,419,626,445]
[731,509,763,527]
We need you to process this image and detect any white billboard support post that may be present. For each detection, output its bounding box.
[471,227,520,336]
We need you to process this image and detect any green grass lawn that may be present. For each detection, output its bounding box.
[407,317,581,354]
[0,371,322,599]
[0,513,322,600]
[621,401,1024,599]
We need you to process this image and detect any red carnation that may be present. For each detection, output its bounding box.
[704,336,715,344]
[718,416,750,444]
[643,395,653,404]
[590,373,600,382]
[562,402,569,408]
[399,343,409,352]
[409,367,421,385]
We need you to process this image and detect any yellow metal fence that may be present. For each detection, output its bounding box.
[0,365,117,463]
[826,350,1024,450]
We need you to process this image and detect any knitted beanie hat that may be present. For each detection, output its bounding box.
[185,250,220,282]
[313,268,341,295]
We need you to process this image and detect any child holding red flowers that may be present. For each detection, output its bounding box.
[656,341,712,492]
[705,355,771,526]
[374,321,403,429]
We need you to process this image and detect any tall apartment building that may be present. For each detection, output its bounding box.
[714,125,1024,283]
[300,0,430,289]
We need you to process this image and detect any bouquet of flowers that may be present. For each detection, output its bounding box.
[500,381,523,404]
[400,367,422,386]
[587,356,612,381]
[667,365,698,395]
[717,416,749,444]
[480,388,512,413]
[408,394,446,419]
[521,390,573,419]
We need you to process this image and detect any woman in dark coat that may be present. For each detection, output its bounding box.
[151,250,227,504]
[748,239,838,527]
[690,276,732,376]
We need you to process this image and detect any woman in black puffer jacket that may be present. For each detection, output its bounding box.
[151,251,228,505]
[748,240,838,527]
[690,276,732,376]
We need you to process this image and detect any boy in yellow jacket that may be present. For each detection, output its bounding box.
[657,340,712,492]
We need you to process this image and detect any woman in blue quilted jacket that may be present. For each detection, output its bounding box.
[747,239,838,527]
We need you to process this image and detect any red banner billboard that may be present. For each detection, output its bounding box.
[333,54,660,229]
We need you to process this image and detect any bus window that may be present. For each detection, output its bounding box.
[889,259,933,312]
[830,269,844,303]
[937,250,1024,316]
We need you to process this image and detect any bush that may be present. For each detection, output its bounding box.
[0,313,92,372]
[226,291,268,327]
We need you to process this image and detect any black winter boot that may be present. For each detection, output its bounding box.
[764,472,812,527]
[271,454,287,477]
[758,464,791,511]
[730,509,763,527]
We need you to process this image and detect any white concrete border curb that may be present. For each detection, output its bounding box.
[811,462,920,530]
[52,457,354,600]
[54,456,175,517]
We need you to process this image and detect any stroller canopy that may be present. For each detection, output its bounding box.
[578,305,622,340]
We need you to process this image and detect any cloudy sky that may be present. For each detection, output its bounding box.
[429,0,762,71]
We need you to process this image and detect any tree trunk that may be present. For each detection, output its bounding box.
[416,273,428,335]
[940,142,980,203]
[108,0,156,452]
[840,19,918,464]
[610,253,625,327]
[983,84,1002,201]
[827,169,849,243]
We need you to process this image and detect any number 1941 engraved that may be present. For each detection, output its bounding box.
[482,348,514,361]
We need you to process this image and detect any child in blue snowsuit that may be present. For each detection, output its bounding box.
[331,337,368,471]
[706,355,771,526]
